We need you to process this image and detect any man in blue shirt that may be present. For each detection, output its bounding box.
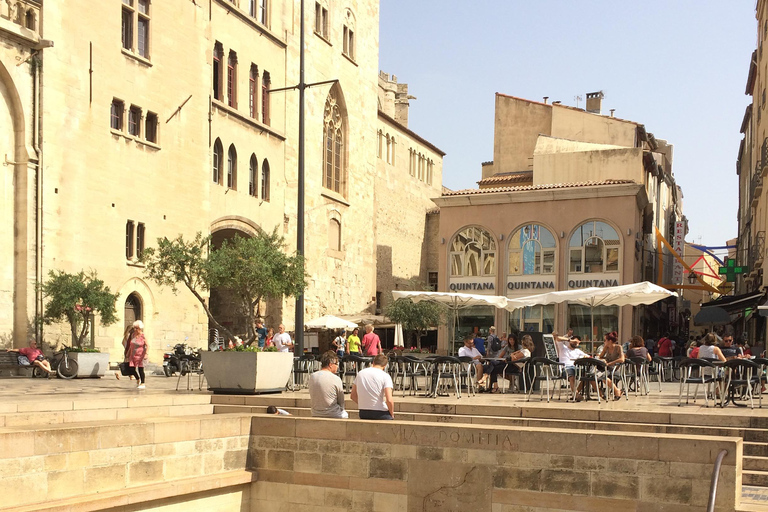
[473,330,486,356]
[256,320,268,348]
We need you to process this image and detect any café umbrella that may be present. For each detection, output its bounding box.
[391,291,510,353]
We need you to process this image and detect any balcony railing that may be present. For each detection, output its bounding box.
[752,172,763,207]
[752,231,766,270]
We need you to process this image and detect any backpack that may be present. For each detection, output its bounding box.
[489,335,501,353]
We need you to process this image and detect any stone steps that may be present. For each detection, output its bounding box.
[745,456,768,471]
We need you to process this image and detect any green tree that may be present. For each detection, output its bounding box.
[40,270,119,349]
[140,230,306,345]
[207,231,306,345]
[385,298,444,349]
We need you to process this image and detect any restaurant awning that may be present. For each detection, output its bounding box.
[701,291,765,314]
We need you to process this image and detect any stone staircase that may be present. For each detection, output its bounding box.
[211,393,768,509]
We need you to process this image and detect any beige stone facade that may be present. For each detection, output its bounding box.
[433,93,684,353]
[0,1,443,359]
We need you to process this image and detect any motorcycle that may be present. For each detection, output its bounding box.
[162,344,182,377]
[163,340,202,377]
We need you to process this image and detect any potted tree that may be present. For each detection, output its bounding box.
[385,293,443,356]
[141,229,306,393]
[41,270,119,377]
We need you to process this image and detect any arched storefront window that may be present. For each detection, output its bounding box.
[449,226,496,277]
[508,224,556,275]
[568,221,620,273]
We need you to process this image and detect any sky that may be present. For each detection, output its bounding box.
[379,1,756,249]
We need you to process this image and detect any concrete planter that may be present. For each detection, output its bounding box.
[200,351,293,394]
[72,352,111,378]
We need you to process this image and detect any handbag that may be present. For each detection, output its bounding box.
[17,355,30,366]
[119,362,133,376]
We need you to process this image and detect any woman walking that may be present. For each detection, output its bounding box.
[128,320,148,389]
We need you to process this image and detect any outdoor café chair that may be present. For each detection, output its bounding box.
[752,357,768,404]
[722,358,761,409]
[291,354,316,391]
[399,355,430,397]
[500,357,531,394]
[340,354,368,393]
[573,358,608,404]
[607,361,630,401]
[457,356,477,397]
[526,357,566,403]
[678,358,720,407]
[428,356,462,399]
[626,356,651,396]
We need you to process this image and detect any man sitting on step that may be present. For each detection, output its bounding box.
[308,351,348,419]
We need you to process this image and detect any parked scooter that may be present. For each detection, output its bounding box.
[162,344,182,377]
[163,339,202,377]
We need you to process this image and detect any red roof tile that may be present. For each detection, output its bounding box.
[442,179,636,197]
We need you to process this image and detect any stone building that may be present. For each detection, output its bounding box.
[0,0,444,357]
[432,93,684,353]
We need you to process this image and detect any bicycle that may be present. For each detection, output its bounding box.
[50,346,79,379]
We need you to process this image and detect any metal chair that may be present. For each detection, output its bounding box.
[291,354,316,390]
[457,356,477,397]
[722,358,761,409]
[626,356,651,396]
[526,357,566,402]
[500,357,530,394]
[400,355,430,396]
[573,358,607,403]
[678,358,720,407]
[427,356,462,398]
[340,354,368,392]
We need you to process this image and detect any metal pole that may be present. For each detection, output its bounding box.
[294,0,306,355]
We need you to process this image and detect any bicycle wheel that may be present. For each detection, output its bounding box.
[57,357,79,379]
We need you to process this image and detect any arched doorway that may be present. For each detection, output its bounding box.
[124,293,143,330]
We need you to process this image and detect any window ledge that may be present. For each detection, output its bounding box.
[327,248,344,260]
[121,48,152,67]
[110,128,131,140]
[212,100,286,140]
[321,191,349,207]
[342,53,357,66]
[137,139,161,150]
[213,0,287,48]
[314,31,332,46]
[126,260,145,268]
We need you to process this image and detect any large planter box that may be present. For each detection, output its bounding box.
[72,352,111,378]
[201,351,293,394]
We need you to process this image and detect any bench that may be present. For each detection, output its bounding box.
[0,351,34,377]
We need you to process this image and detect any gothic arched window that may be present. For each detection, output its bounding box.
[323,87,346,195]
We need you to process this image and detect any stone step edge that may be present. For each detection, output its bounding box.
[214,403,768,442]
[1,470,256,512]
[0,394,213,414]
[0,404,214,428]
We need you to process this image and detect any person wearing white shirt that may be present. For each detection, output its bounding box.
[553,334,589,399]
[458,334,486,384]
[272,324,294,353]
[351,354,394,420]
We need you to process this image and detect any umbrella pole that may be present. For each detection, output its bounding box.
[591,307,595,352]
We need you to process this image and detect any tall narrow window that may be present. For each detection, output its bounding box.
[323,87,346,195]
[136,223,146,259]
[213,43,223,101]
[249,65,258,118]
[385,135,391,164]
[248,0,256,16]
[227,145,237,190]
[329,219,341,251]
[111,99,124,131]
[342,10,356,60]
[258,0,268,25]
[261,71,271,125]
[128,106,141,136]
[145,112,158,143]
[213,138,223,184]
[227,51,238,109]
[315,2,328,39]
[377,131,383,159]
[126,220,135,259]
[249,154,257,197]
[121,4,133,51]
[261,159,270,201]
[137,0,150,58]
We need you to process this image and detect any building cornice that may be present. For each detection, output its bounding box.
[377,111,446,156]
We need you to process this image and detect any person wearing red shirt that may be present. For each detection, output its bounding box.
[657,334,673,357]
[361,324,382,356]
[11,339,55,374]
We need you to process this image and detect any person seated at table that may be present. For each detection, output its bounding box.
[720,335,743,360]
[686,340,697,358]
[9,339,56,375]
[697,333,726,362]
[736,339,752,357]
[552,332,590,401]
[489,334,534,393]
[458,334,485,387]
[627,335,652,362]
[597,332,624,400]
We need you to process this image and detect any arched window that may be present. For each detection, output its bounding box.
[261,159,270,201]
[508,224,556,275]
[227,50,238,108]
[124,293,143,330]
[569,221,620,273]
[25,9,35,30]
[261,71,271,125]
[213,42,223,101]
[342,9,356,60]
[249,64,258,118]
[329,218,341,251]
[249,154,257,197]
[323,87,346,195]
[385,134,391,164]
[213,138,223,184]
[227,144,237,189]
[377,130,383,159]
[450,226,496,277]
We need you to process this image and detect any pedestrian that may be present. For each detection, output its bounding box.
[255,320,268,348]
[127,320,148,389]
[332,330,347,359]
[116,324,134,380]
[351,353,394,420]
[347,327,362,354]
[265,327,275,348]
[361,324,382,356]
[273,324,294,352]
[308,351,348,418]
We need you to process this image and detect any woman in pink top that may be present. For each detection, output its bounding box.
[362,324,382,356]
[128,320,148,389]
[12,339,55,375]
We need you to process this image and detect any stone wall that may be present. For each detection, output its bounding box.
[248,416,741,512]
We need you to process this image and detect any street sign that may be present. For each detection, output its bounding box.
[717,282,734,294]
[718,257,748,283]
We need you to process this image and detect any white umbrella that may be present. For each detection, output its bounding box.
[504,281,676,340]
[391,291,509,354]
[394,323,405,347]
[304,315,358,330]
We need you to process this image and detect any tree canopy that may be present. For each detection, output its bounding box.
[385,297,444,349]
[41,270,119,349]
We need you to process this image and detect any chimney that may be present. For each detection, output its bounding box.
[586,91,604,114]
[610,109,615,117]
[543,96,549,104]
